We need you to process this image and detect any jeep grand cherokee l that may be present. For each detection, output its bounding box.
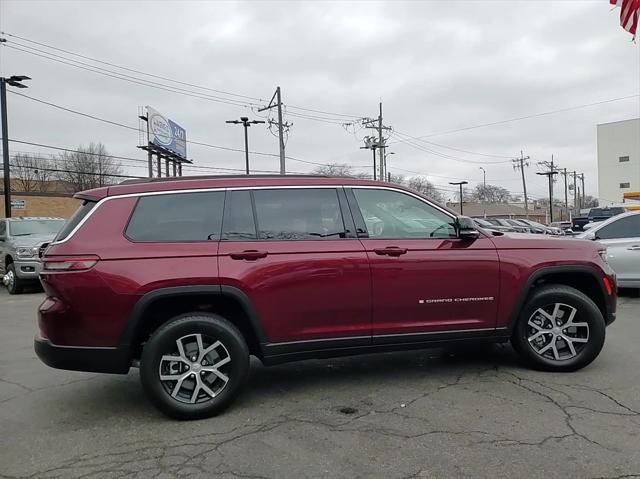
[35,175,617,419]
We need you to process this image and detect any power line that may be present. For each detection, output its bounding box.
[392,133,513,165]
[390,129,513,159]
[403,94,640,139]
[1,32,364,121]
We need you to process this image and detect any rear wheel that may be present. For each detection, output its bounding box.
[5,264,24,295]
[511,284,606,372]
[140,313,249,420]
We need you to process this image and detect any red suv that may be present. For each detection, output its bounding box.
[36,175,617,419]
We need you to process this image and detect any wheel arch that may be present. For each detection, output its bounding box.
[121,285,267,361]
[507,265,609,333]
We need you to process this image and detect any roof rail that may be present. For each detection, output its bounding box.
[119,174,329,185]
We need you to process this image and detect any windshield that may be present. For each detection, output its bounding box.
[8,219,65,236]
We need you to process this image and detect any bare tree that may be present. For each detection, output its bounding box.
[406,176,445,203]
[10,153,54,192]
[469,184,511,203]
[583,195,598,208]
[312,163,369,179]
[55,143,123,192]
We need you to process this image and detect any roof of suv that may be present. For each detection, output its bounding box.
[77,175,406,200]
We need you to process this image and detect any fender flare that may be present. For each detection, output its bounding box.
[119,284,267,349]
[506,265,609,332]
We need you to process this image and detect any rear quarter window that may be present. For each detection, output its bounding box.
[126,191,225,242]
[55,200,96,242]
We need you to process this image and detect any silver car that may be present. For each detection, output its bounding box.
[578,211,640,289]
[0,217,66,294]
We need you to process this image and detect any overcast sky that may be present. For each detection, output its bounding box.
[1,0,639,202]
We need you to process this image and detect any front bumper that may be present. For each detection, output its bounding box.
[13,259,43,279]
[34,335,130,374]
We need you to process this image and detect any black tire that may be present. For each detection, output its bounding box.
[6,264,24,295]
[511,284,606,372]
[140,313,250,420]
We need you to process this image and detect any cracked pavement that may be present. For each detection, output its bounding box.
[1,289,640,479]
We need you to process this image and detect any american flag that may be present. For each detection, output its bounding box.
[610,0,640,38]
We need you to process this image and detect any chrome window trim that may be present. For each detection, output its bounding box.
[50,184,453,245]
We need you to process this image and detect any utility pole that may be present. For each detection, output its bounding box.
[0,74,31,218]
[258,87,291,174]
[449,181,468,215]
[360,136,381,180]
[362,103,391,181]
[512,151,530,218]
[537,170,559,223]
[561,168,569,220]
[226,117,265,175]
[573,171,578,213]
[479,167,486,201]
[579,173,585,208]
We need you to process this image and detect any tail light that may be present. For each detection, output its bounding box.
[43,255,99,272]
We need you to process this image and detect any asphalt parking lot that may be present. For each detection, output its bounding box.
[1,289,640,479]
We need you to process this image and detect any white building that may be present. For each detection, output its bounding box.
[597,118,640,205]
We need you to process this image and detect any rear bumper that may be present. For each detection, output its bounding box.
[34,335,130,374]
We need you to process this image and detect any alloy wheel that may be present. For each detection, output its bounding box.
[526,302,589,361]
[158,333,231,404]
[3,270,15,291]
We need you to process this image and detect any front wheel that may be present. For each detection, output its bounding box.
[140,313,250,420]
[5,264,25,295]
[511,284,606,372]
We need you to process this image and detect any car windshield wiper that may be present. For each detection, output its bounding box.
[307,232,346,238]
[11,233,34,236]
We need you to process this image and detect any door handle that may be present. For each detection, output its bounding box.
[373,247,408,257]
[627,245,640,251]
[230,250,268,261]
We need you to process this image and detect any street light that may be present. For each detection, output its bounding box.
[384,151,395,181]
[449,181,468,215]
[1,74,31,218]
[225,116,265,175]
[537,170,559,223]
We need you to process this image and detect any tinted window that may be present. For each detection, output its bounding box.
[253,188,346,240]
[352,188,456,239]
[596,216,640,240]
[55,200,96,241]
[222,190,257,241]
[126,191,224,242]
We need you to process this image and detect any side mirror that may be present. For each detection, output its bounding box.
[457,216,480,240]
[583,232,596,241]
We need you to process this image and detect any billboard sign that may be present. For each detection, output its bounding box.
[146,106,187,159]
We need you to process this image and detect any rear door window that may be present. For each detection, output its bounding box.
[126,191,224,242]
[253,188,347,240]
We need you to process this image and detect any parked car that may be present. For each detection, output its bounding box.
[573,206,626,232]
[35,176,617,419]
[0,217,66,294]
[550,221,574,234]
[486,218,529,233]
[578,211,640,289]
[516,219,563,235]
[473,218,514,233]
